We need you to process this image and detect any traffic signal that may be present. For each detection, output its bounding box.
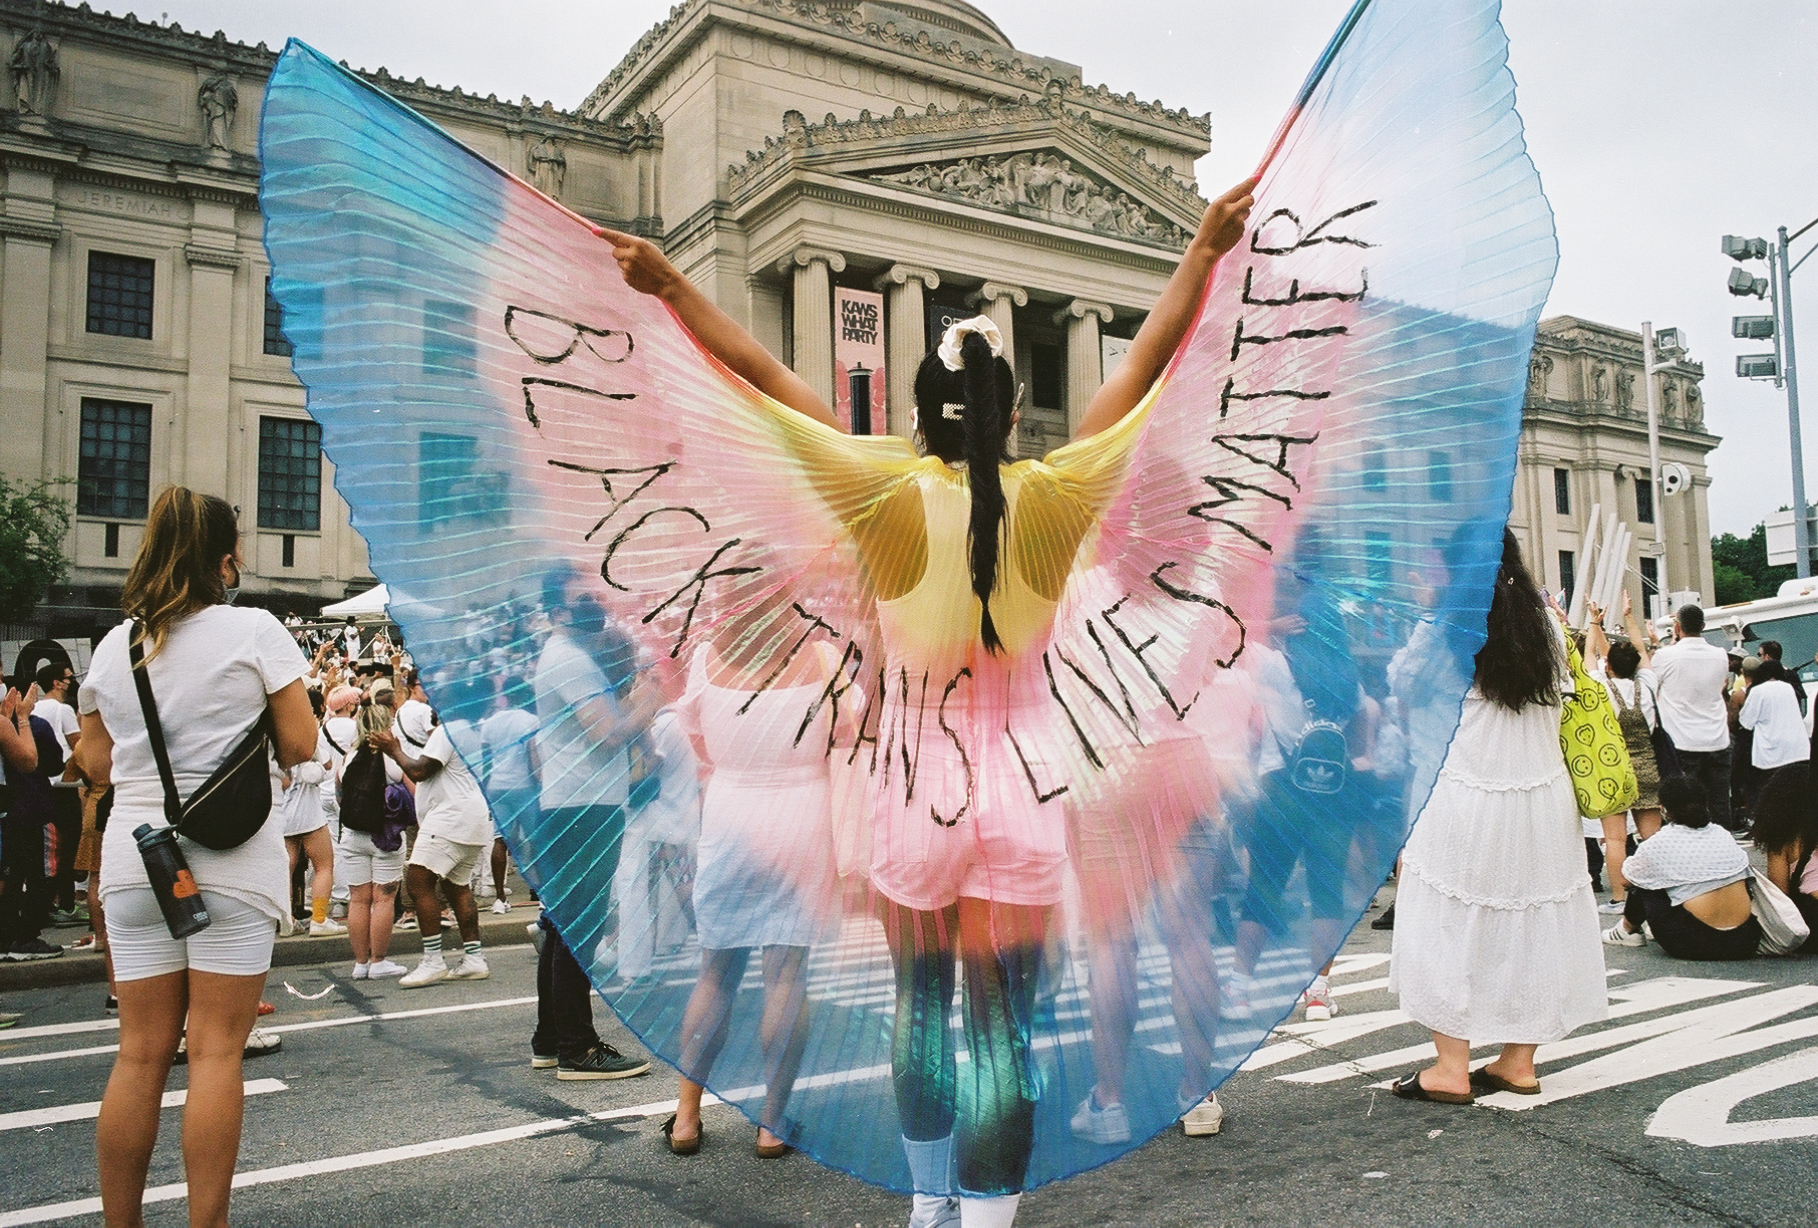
[1723,235,1770,261]
[1733,315,1776,339]
[1737,354,1779,379]
[1729,267,1770,298]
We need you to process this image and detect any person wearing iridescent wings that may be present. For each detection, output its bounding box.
[597,175,1256,1228]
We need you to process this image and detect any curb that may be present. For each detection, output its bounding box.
[0,908,541,992]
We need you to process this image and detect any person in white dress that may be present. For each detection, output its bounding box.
[662,600,846,1159]
[1389,529,1608,1103]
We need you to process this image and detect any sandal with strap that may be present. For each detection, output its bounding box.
[661,1114,702,1156]
[1470,1068,1541,1096]
[755,1128,789,1159]
[1390,1071,1474,1105]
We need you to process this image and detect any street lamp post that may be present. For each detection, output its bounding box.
[1727,216,1817,578]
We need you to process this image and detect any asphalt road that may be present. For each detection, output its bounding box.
[3,900,1816,1228]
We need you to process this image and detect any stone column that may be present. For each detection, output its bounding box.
[1054,299,1113,437]
[967,281,1027,366]
[0,219,60,482]
[183,245,240,494]
[778,246,846,408]
[874,263,940,440]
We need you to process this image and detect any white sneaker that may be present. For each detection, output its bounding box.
[350,963,370,980]
[1302,978,1338,1022]
[1602,922,1644,947]
[400,955,449,988]
[367,958,409,979]
[907,1193,960,1228]
[309,918,348,937]
[490,898,511,915]
[243,1028,282,1058]
[1221,973,1255,1020]
[1597,899,1628,915]
[446,952,490,981]
[1178,1092,1224,1137]
[1069,1093,1131,1145]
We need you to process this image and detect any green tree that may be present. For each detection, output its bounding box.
[1710,521,1796,606]
[0,478,72,621]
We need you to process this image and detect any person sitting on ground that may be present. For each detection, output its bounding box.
[1750,761,1818,953]
[1604,775,1759,960]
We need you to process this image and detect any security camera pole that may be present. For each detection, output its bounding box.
[1726,220,1815,578]
[1641,322,1670,612]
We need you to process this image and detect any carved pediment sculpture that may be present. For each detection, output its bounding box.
[874,151,1187,247]
[1590,362,1608,402]
[1527,352,1553,396]
[1684,384,1701,424]
[1662,380,1679,417]
[8,29,57,116]
[198,72,238,150]
[1615,369,1634,410]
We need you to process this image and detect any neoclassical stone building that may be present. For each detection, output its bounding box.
[0,0,1721,628]
[1514,316,1718,617]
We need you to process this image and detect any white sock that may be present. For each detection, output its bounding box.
[902,1134,954,1194]
[959,1194,1021,1228]
[352,962,368,977]
[1310,976,1330,996]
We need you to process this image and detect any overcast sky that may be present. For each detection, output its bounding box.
[149,0,1816,537]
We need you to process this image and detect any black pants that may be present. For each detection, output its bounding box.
[1675,747,1735,831]
[1625,887,1759,960]
[0,818,52,945]
[533,915,602,1062]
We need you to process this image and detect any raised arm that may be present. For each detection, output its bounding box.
[596,228,840,431]
[1073,176,1257,440]
[1620,592,1653,670]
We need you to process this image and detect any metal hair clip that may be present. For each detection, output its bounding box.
[1014,382,1027,412]
[942,402,966,419]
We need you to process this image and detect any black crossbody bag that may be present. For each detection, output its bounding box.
[129,625,275,851]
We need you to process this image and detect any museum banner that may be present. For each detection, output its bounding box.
[834,287,885,435]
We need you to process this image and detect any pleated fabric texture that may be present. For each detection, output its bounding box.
[259,0,1555,1192]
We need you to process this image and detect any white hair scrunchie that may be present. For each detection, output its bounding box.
[936,314,1004,373]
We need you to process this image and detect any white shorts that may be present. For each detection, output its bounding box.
[337,829,405,886]
[408,831,485,883]
[105,887,277,982]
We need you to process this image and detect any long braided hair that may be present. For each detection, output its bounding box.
[914,330,1017,652]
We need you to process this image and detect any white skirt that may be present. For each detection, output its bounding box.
[1389,691,1609,1044]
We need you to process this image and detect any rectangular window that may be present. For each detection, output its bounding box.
[422,299,476,377]
[1363,447,1387,493]
[1365,531,1393,587]
[281,533,296,568]
[1640,556,1659,613]
[1558,550,1576,603]
[1427,450,1453,503]
[1635,477,1655,525]
[1031,342,1063,409]
[1554,467,1571,515]
[77,398,153,519]
[104,522,120,558]
[263,277,293,357]
[257,416,322,531]
[86,251,156,339]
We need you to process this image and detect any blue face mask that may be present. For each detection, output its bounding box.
[221,561,242,606]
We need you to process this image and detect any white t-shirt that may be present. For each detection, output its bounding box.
[1651,636,1732,752]
[535,631,629,809]
[1739,679,1810,770]
[480,706,539,791]
[79,606,308,925]
[395,698,435,750]
[33,695,79,758]
[415,720,492,845]
[1623,821,1750,905]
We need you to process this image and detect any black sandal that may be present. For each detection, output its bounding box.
[1390,1071,1474,1105]
[661,1114,702,1156]
[1469,1068,1541,1096]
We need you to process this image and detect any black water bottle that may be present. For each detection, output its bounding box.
[133,823,211,939]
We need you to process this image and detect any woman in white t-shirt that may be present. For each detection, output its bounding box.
[73,488,317,1228]
[1584,594,1664,914]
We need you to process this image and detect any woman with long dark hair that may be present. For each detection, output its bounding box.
[73,487,318,1227]
[598,176,1256,1225]
[1388,529,1607,1103]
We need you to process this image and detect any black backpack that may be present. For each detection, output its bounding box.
[339,745,388,835]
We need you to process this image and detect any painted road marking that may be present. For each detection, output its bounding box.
[1647,1045,1818,1147]
[0,996,537,1068]
[0,1020,119,1042]
[0,1079,287,1133]
[0,1091,714,1228]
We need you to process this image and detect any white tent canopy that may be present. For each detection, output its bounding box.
[319,585,390,617]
